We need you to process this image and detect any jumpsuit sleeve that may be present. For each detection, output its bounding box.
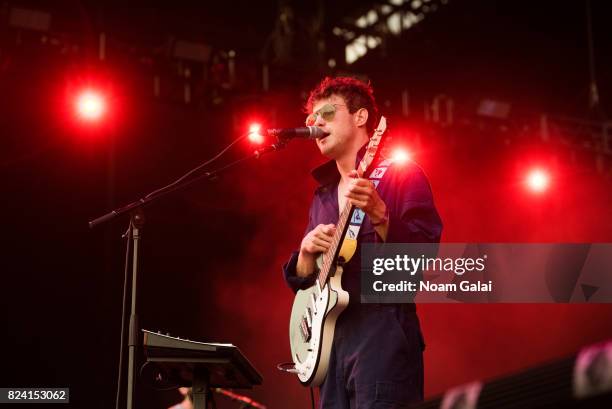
[385,163,443,244]
[282,198,319,293]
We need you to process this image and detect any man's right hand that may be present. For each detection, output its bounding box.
[296,223,336,278]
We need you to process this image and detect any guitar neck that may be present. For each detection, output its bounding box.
[315,116,387,289]
[317,201,353,288]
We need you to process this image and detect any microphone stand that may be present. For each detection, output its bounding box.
[89,139,288,409]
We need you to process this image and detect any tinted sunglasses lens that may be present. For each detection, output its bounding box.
[319,104,336,121]
[305,114,317,126]
[305,104,337,126]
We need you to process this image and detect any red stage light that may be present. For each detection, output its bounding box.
[391,148,412,164]
[247,123,264,144]
[75,90,106,121]
[526,168,550,193]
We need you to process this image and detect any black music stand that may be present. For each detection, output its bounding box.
[141,330,263,409]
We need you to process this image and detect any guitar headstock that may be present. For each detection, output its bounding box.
[357,116,387,176]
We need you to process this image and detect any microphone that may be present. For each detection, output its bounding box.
[266,126,329,140]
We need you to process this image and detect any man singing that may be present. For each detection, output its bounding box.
[283,76,442,408]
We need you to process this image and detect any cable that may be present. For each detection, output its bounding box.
[310,387,315,409]
[276,362,299,374]
[144,132,248,199]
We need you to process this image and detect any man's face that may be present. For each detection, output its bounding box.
[309,95,358,159]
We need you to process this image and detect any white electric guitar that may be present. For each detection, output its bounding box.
[288,116,388,386]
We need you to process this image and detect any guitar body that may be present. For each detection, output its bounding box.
[289,264,349,386]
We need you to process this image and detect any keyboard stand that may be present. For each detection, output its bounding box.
[192,365,209,409]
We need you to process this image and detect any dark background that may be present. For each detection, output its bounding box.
[1,1,612,408]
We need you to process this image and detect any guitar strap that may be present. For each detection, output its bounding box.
[345,158,394,241]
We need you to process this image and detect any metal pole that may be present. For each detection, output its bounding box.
[126,212,144,409]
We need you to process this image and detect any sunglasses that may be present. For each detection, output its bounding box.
[305,103,347,126]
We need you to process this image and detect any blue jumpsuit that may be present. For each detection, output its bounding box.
[283,155,442,408]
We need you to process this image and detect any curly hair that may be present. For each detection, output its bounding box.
[305,76,379,134]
